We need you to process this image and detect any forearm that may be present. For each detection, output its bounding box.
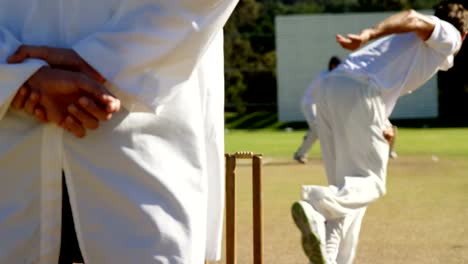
[364,10,435,41]
[0,28,49,120]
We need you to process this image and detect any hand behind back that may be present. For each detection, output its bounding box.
[8,45,120,137]
[8,45,106,84]
[24,66,119,137]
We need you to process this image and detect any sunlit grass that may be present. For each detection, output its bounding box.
[225,128,468,157]
[219,127,468,264]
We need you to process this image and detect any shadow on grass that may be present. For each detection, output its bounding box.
[226,111,279,129]
[225,111,309,130]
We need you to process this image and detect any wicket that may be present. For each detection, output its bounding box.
[225,151,263,264]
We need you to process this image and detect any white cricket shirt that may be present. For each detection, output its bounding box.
[336,16,462,117]
[302,70,328,105]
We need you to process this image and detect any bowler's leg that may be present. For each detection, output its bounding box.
[336,208,367,264]
[303,74,389,264]
[295,103,319,163]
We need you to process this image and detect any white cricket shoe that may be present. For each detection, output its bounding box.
[293,153,307,164]
[291,201,327,264]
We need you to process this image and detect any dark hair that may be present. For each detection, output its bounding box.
[434,2,468,34]
[328,56,341,71]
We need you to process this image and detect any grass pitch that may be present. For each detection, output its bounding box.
[215,128,468,264]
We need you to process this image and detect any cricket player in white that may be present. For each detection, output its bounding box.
[294,56,341,164]
[291,3,467,264]
[0,0,237,263]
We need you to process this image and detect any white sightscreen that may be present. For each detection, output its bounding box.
[275,11,437,122]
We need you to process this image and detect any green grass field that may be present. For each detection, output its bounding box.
[225,127,468,157]
[214,128,468,264]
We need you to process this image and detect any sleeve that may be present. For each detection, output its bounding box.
[425,16,462,57]
[307,71,327,101]
[384,119,392,129]
[199,31,225,261]
[73,0,238,112]
[0,28,47,120]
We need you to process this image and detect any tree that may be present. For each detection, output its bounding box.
[224,0,262,113]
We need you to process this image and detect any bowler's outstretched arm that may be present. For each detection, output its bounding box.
[337,10,436,50]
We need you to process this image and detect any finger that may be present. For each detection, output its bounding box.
[34,107,48,123]
[7,47,27,63]
[339,37,352,44]
[336,34,351,45]
[336,34,348,41]
[62,116,86,138]
[347,34,362,42]
[78,97,113,121]
[24,92,40,115]
[347,33,359,38]
[76,75,119,108]
[11,86,29,109]
[68,103,99,130]
[104,96,121,113]
[7,45,32,63]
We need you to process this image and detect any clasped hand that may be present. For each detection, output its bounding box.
[8,45,120,138]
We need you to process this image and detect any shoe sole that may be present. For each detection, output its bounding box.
[293,157,307,164]
[293,153,307,164]
[291,202,326,264]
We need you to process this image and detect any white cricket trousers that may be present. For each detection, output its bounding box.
[296,102,318,157]
[301,72,389,264]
